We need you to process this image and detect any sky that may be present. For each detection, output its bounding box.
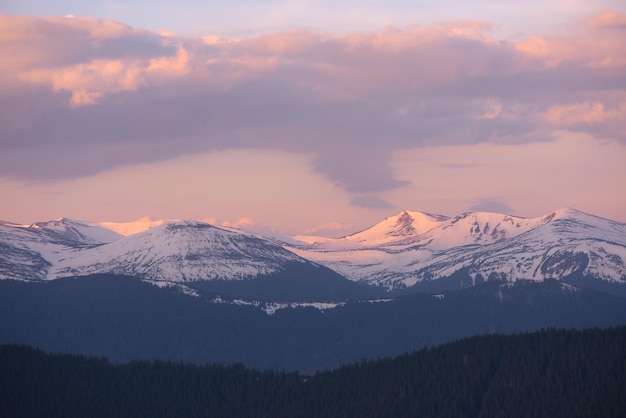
[1,1,625,236]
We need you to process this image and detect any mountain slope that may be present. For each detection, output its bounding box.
[295,211,449,247]
[288,208,626,290]
[0,219,375,302]
[1,208,625,296]
[0,219,317,283]
[52,221,308,283]
[0,218,122,282]
[1,276,625,371]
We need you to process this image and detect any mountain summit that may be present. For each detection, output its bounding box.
[345,211,450,245]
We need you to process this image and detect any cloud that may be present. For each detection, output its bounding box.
[198,217,217,225]
[19,44,189,107]
[514,14,626,69]
[587,11,626,29]
[0,15,167,77]
[1,13,625,196]
[303,221,346,234]
[222,217,256,228]
[542,101,626,126]
[350,195,395,209]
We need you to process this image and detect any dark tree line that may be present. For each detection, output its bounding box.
[2,326,626,417]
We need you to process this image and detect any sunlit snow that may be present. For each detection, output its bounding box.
[1,208,625,294]
[288,208,626,289]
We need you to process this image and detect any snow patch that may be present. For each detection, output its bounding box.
[141,279,201,297]
[209,296,345,315]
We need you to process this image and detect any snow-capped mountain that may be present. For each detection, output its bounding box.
[1,208,625,294]
[0,219,308,284]
[2,210,625,373]
[294,211,449,247]
[0,218,122,282]
[287,208,626,290]
[52,221,307,283]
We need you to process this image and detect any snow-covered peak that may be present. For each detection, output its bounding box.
[423,211,544,250]
[287,208,626,290]
[28,218,123,245]
[549,207,579,217]
[0,218,122,282]
[295,210,449,248]
[51,219,306,282]
[346,210,449,244]
[539,207,616,226]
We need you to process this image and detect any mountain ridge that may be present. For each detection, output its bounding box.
[1,208,625,297]
[287,207,626,290]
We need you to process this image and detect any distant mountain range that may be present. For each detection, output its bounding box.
[2,208,625,298]
[1,208,626,370]
[289,208,626,292]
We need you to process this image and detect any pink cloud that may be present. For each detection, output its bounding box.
[515,14,626,69]
[0,14,179,99]
[221,217,256,228]
[0,15,152,73]
[6,13,624,103]
[21,59,145,106]
[543,101,626,126]
[586,11,626,29]
[18,42,190,106]
[303,221,346,234]
[1,12,625,194]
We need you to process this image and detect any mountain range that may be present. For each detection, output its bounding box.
[2,207,625,298]
[290,208,626,292]
[2,208,626,370]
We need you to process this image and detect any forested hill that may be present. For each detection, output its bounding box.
[2,326,625,418]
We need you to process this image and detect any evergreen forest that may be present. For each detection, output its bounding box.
[2,326,625,417]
